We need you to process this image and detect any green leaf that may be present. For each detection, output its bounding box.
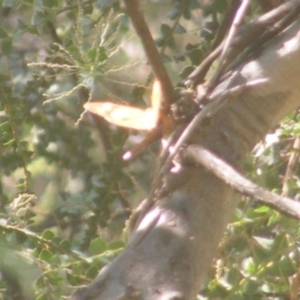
[225,267,241,286]
[155,37,164,47]
[3,139,15,146]
[1,38,12,55]
[42,230,55,240]
[39,249,53,262]
[167,8,180,20]
[66,272,81,286]
[36,294,48,300]
[160,24,172,38]
[86,265,98,279]
[52,236,63,245]
[211,0,227,13]
[0,28,8,39]
[183,6,191,20]
[43,0,57,8]
[87,48,98,62]
[179,65,194,79]
[89,237,106,255]
[15,231,27,244]
[174,24,186,34]
[107,240,124,250]
[187,48,203,65]
[84,4,93,14]
[278,255,297,276]
[253,205,270,213]
[59,239,71,252]
[243,279,259,294]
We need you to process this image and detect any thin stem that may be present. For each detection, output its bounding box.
[123,0,175,108]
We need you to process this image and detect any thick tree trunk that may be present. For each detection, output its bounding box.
[71,19,300,300]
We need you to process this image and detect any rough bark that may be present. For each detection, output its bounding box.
[71,18,300,300]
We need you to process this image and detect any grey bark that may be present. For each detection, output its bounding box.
[71,18,300,300]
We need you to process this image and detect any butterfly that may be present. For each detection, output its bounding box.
[84,80,162,131]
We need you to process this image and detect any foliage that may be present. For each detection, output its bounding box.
[0,0,299,299]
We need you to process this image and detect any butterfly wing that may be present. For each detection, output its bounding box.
[84,102,158,130]
[84,80,162,131]
[151,80,163,113]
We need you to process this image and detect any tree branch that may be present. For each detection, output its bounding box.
[207,0,250,90]
[123,0,175,107]
[211,0,241,51]
[185,0,300,87]
[184,145,300,220]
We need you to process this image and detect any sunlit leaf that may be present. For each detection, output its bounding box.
[89,237,106,255]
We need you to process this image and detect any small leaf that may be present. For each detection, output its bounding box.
[89,237,106,255]
[43,0,57,8]
[0,28,8,39]
[1,38,12,55]
[167,8,180,20]
[244,279,259,294]
[160,24,172,38]
[179,65,194,79]
[66,273,81,285]
[187,48,203,65]
[183,7,191,20]
[279,255,297,276]
[174,24,186,34]
[36,294,48,300]
[254,205,270,213]
[84,4,93,14]
[39,249,53,262]
[59,239,71,252]
[15,231,27,244]
[155,37,164,47]
[86,265,98,279]
[107,240,124,250]
[42,230,55,240]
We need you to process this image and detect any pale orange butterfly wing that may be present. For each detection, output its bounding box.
[84,80,162,131]
[150,80,162,115]
[84,102,157,130]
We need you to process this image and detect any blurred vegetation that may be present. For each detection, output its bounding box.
[0,0,299,299]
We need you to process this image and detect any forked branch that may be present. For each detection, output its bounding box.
[184,145,300,220]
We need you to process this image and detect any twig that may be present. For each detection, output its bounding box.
[211,0,241,51]
[228,6,300,73]
[160,71,245,178]
[0,223,81,259]
[184,145,300,220]
[185,0,300,87]
[206,0,250,91]
[122,126,162,160]
[123,0,175,107]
